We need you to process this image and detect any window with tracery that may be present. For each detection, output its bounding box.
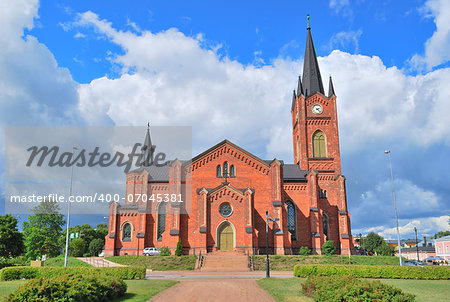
[286,201,297,241]
[313,131,326,157]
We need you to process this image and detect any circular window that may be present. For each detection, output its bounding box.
[219,203,233,217]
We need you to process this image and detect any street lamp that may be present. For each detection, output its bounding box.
[384,150,402,266]
[64,147,78,267]
[414,227,419,261]
[265,210,280,278]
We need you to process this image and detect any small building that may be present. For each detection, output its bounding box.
[396,246,435,261]
[435,235,450,262]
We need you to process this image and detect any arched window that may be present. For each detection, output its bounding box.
[223,162,229,178]
[286,201,297,241]
[312,131,327,158]
[122,223,132,241]
[230,165,235,177]
[322,213,329,239]
[216,165,222,177]
[157,202,166,241]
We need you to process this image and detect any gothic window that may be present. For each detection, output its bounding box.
[223,162,229,178]
[157,202,166,241]
[122,223,132,241]
[322,213,329,239]
[313,131,327,158]
[216,165,222,177]
[319,189,327,198]
[230,165,236,177]
[286,201,297,241]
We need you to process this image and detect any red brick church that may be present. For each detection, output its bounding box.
[105,25,355,256]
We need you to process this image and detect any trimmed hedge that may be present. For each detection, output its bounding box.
[6,273,126,302]
[294,264,450,280]
[302,275,415,301]
[0,266,146,281]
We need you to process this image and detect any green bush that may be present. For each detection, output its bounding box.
[89,238,105,256]
[298,246,311,256]
[302,275,415,301]
[321,240,336,255]
[0,266,146,281]
[293,264,450,280]
[6,273,126,302]
[70,238,87,257]
[160,246,171,256]
[0,256,30,269]
[175,240,183,256]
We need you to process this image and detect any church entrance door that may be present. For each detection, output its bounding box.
[218,222,234,250]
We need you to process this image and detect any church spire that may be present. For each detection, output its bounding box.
[328,76,335,97]
[140,123,155,167]
[302,15,324,97]
[297,75,303,96]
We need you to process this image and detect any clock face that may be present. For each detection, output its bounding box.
[311,104,323,115]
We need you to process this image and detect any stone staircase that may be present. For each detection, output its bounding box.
[200,251,249,272]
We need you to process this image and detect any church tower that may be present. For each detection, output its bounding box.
[291,21,342,175]
[291,18,353,254]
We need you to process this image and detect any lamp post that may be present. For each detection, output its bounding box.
[64,147,78,267]
[265,210,280,278]
[384,150,402,266]
[414,227,419,261]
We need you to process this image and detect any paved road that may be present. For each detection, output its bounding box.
[149,279,276,302]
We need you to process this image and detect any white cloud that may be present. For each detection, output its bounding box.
[328,29,362,53]
[329,0,353,19]
[410,0,450,70]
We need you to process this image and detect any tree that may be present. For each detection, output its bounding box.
[23,199,65,260]
[175,239,183,256]
[0,215,24,257]
[375,240,395,256]
[432,231,450,239]
[365,232,384,253]
[321,240,336,255]
[89,238,104,256]
[60,223,108,253]
[298,246,311,255]
[69,238,87,257]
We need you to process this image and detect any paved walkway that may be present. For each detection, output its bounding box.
[149,279,276,302]
[146,270,293,279]
[77,257,125,267]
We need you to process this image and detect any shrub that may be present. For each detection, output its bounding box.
[70,238,87,257]
[160,246,171,256]
[302,275,415,301]
[175,240,183,256]
[0,266,146,281]
[298,246,311,256]
[6,273,126,302]
[89,238,105,256]
[321,241,336,255]
[293,264,450,280]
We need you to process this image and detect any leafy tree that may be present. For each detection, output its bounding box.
[299,246,311,255]
[321,240,336,255]
[175,240,183,256]
[69,238,87,257]
[0,215,24,257]
[61,223,108,252]
[375,240,395,256]
[432,231,450,239]
[23,199,65,260]
[89,238,105,256]
[365,232,384,253]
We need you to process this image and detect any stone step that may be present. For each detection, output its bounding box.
[200,251,249,272]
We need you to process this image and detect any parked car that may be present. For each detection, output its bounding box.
[403,260,425,267]
[143,247,161,256]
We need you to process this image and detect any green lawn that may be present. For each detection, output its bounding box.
[257,278,450,302]
[0,279,176,302]
[252,255,400,270]
[106,255,197,271]
[43,255,91,267]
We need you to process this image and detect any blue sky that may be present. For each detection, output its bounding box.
[1,0,449,241]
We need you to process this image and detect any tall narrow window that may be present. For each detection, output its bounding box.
[312,131,327,157]
[286,201,297,241]
[122,223,132,241]
[322,213,328,239]
[216,165,222,177]
[223,162,229,177]
[230,165,235,177]
[157,202,166,241]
